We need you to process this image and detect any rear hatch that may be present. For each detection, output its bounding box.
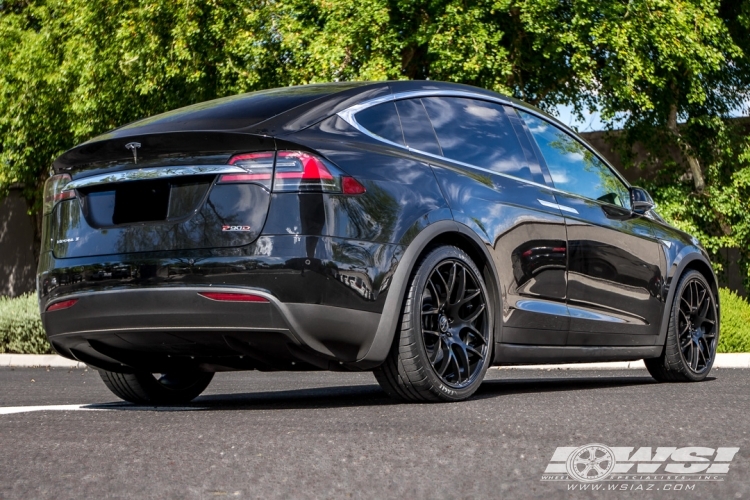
[47,131,277,259]
[45,84,373,259]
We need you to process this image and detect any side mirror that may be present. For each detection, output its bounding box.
[630,187,655,214]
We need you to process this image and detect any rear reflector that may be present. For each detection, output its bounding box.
[198,292,269,303]
[46,299,78,312]
[342,176,366,195]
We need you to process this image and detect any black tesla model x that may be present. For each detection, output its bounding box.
[38,81,720,403]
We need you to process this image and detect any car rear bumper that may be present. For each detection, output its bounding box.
[43,286,381,373]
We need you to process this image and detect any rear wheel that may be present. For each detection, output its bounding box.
[645,270,718,382]
[98,370,214,404]
[374,245,493,402]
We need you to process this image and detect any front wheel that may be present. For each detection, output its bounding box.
[374,245,493,402]
[645,270,719,382]
[99,370,214,404]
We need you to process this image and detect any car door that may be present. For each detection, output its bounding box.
[519,111,664,346]
[409,96,570,345]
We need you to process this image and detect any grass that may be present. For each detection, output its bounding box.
[0,288,749,355]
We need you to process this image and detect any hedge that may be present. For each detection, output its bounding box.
[1,289,749,355]
[0,293,51,354]
[718,288,750,353]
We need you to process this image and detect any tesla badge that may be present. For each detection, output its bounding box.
[125,142,141,164]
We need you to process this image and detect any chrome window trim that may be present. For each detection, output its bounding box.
[65,165,249,190]
[336,89,634,211]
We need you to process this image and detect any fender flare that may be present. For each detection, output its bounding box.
[355,219,501,368]
[654,250,719,349]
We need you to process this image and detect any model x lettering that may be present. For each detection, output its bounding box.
[38,81,720,404]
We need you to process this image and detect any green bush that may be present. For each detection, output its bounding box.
[0,293,52,354]
[718,288,750,353]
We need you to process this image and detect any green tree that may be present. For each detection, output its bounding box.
[1,0,749,285]
[512,0,750,283]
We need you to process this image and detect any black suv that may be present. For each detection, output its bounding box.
[38,81,719,403]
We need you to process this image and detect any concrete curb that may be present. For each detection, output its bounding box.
[495,353,750,370]
[1,353,749,370]
[0,354,84,368]
[496,360,648,370]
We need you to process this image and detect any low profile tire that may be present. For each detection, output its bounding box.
[645,270,719,382]
[98,370,214,404]
[374,245,493,402]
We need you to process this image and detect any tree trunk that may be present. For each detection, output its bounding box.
[668,104,705,192]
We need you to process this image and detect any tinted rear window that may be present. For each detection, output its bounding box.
[394,99,442,155]
[355,101,405,145]
[422,97,542,183]
[103,84,365,138]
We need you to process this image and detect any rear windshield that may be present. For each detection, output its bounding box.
[99,83,365,139]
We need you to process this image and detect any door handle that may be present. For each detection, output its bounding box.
[538,199,579,214]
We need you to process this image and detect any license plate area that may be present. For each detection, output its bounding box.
[79,175,214,228]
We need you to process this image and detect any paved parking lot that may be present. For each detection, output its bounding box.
[0,366,748,499]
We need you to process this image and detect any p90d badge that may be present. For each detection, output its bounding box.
[222,225,252,232]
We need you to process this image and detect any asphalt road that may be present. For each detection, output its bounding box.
[0,366,748,499]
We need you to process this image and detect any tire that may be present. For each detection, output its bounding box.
[645,270,719,382]
[374,245,493,402]
[98,370,214,404]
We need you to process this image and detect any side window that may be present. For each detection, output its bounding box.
[505,107,547,178]
[394,99,442,155]
[519,111,631,209]
[421,97,544,183]
[355,101,405,146]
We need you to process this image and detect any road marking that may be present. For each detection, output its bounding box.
[0,404,206,415]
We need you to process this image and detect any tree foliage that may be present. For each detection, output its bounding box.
[1,0,749,284]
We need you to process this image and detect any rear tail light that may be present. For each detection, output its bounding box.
[46,299,78,312]
[42,174,75,214]
[220,152,275,189]
[273,151,337,193]
[198,292,269,303]
[222,151,365,194]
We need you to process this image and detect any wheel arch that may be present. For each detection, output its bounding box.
[684,259,719,297]
[654,251,719,349]
[355,220,502,368]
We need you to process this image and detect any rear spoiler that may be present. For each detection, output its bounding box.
[53,131,275,178]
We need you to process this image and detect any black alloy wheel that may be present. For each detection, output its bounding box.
[645,270,719,382]
[99,369,214,404]
[374,245,493,402]
[676,277,718,373]
[421,260,490,388]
